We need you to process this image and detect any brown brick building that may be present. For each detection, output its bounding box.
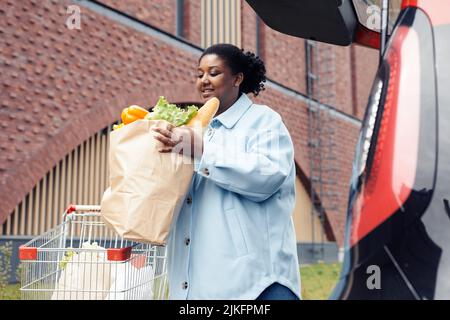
[0,0,379,264]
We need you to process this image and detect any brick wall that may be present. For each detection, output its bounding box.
[241,1,257,53]
[352,45,379,118]
[184,0,201,47]
[332,45,354,115]
[257,24,307,95]
[98,0,176,34]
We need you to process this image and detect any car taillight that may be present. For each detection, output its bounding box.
[350,25,421,246]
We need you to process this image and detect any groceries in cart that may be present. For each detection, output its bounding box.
[51,241,112,300]
[106,254,155,300]
[51,242,155,300]
[19,205,168,300]
[100,97,219,245]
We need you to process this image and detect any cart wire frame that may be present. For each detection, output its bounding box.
[18,205,168,300]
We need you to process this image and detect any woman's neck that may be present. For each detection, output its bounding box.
[216,93,241,117]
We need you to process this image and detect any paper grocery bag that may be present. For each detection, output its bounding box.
[100,119,194,245]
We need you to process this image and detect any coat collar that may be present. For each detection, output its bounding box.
[212,93,253,129]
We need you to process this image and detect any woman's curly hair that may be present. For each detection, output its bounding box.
[200,43,267,96]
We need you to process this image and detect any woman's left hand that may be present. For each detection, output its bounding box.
[152,125,203,158]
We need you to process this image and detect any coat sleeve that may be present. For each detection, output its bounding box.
[194,120,295,202]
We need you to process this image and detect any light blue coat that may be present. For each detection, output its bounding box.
[167,93,301,299]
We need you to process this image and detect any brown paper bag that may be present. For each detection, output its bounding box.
[100,119,194,245]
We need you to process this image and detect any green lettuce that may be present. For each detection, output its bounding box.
[145,96,198,127]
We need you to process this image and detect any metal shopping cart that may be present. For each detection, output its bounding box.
[18,205,168,300]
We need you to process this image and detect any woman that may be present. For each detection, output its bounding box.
[152,43,301,300]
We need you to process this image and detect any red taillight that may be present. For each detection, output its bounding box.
[401,0,418,10]
[350,25,421,246]
[354,24,381,50]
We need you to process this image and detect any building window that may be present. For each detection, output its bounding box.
[201,0,241,48]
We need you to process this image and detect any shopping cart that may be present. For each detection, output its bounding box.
[18,204,168,300]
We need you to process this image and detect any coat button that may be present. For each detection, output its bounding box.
[184,237,190,246]
[202,168,210,176]
[182,281,188,290]
[186,196,192,204]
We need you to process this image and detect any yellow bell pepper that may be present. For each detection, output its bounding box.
[121,105,149,125]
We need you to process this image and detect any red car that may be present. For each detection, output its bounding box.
[247,0,450,299]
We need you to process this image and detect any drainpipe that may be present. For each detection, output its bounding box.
[176,0,184,38]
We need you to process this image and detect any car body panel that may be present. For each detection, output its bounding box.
[245,0,358,46]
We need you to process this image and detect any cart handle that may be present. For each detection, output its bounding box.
[65,204,101,214]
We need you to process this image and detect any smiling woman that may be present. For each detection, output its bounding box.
[153,43,301,300]
[196,44,266,115]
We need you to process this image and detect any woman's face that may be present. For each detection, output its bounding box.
[196,54,242,110]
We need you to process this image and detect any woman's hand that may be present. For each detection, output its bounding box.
[152,124,203,159]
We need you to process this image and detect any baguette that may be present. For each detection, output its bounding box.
[186,97,220,128]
